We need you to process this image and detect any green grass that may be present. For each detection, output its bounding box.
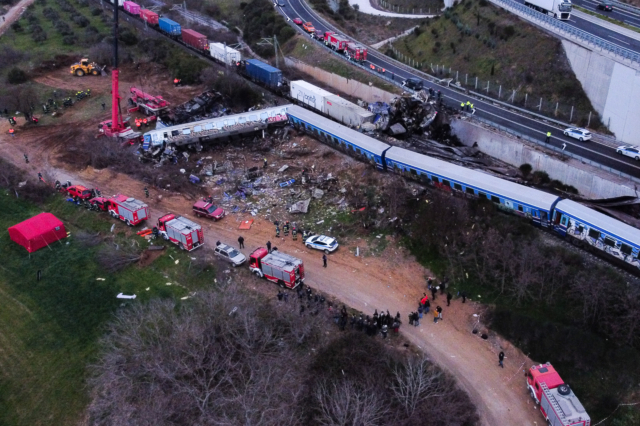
[575,5,640,34]
[0,191,215,426]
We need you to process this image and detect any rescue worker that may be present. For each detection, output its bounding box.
[143,118,148,127]
[545,131,551,143]
[470,103,474,113]
[9,128,14,137]
[55,180,61,191]
[283,221,290,236]
[275,225,280,238]
[144,186,149,198]
[460,101,465,112]
[292,226,297,241]
[263,158,268,168]
[37,172,43,182]
[32,116,38,124]
[466,101,471,111]
[173,78,180,87]
[24,153,29,164]
[266,240,272,253]
[101,102,106,110]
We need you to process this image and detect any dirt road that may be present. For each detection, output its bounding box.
[0,0,36,36]
[0,116,542,426]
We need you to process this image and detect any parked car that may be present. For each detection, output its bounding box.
[616,145,640,160]
[305,235,339,253]
[64,185,94,200]
[293,17,303,25]
[303,22,315,33]
[193,199,225,220]
[214,243,246,266]
[563,127,592,142]
[403,77,423,91]
[597,0,613,11]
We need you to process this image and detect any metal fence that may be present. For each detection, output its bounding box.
[471,115,640,184]
[489,0,640,68]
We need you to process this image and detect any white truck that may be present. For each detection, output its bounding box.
[524,0,572,20]
[209,42,241,66]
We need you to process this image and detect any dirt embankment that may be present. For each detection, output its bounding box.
[0,70,542,426]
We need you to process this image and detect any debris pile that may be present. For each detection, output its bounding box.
[159,90,228,125]
[369,90,438,137]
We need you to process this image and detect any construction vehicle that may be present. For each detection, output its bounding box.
[527,363,590,426]
[70,59,104,77]
[107,194,149,226]
[156,213,204,251]
[128,87,169,116]
[249,247,304,289]
[98,3,138,141]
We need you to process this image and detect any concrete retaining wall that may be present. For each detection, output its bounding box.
[284,57,398,103]
[451,119,636,199]
[563,40,640,145]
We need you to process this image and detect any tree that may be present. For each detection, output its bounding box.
[314,380,388,426]
[7,67,28,84]
[519,163,532,178]
[391,356,448,417]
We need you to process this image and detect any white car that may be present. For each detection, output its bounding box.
[214,243,246,266]
[563,127,592,142]
[616,145,640,161]
[305,235,339,254]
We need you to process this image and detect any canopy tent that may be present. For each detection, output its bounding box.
[8,213,66,253]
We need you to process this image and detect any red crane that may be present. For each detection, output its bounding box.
[98,3,137,140]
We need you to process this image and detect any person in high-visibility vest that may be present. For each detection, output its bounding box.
[470,103,474,113]
[263,158,268,168]
[143,118,148,127]
[460,102,465,111]
[136,119,141,128]
[173,78,180,86]
[545,131,551,143]
[9,128,15,137]
[466,101,471,111]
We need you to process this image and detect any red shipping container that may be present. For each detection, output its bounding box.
[182,29,208,51]
[123,1,140,15]
[140,9,159,26]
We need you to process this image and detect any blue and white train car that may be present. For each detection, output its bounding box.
[384,146,561,225]
[287,105,390,169]
[553,199,640,269]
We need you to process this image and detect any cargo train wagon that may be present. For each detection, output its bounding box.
[287,105,640,273]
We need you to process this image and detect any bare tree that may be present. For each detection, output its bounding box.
[96,242,142,273]
[390,356,449,418]
[314,379,388,426]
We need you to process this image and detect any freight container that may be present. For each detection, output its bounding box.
[324,95,374,127]
[209,42,241,65]
[182,29,208,50]
[140,9,159,26]
[290,80,332,113]
[123,1,140,15]
[244,59,283,88]
[158,17,181,37]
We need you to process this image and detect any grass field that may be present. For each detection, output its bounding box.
[0,190,215,426]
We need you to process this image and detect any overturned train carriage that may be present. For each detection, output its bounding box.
[143,105,291,150]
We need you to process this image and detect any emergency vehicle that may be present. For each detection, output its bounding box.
[249,248,304,289]
[527,363,590,426]
[156,213,204,251]
[107,194,149,226]
[63,184,93,200]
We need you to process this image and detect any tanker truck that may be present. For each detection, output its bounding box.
[524,0,572,20]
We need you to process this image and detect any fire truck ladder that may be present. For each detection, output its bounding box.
[540,382,568,424]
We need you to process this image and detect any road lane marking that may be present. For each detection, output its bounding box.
[609,35,631,44]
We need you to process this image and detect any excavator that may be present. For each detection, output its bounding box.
[70,58,105,77]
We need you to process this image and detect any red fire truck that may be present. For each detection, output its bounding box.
[325,33,349,52]
[249,248,304,289]
[346,43,367,63]
[156,213,204,251]
[527,363,590,426]
[107,194,149,226]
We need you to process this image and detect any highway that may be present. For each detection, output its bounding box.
[277,0,640,179]
[511,0,640,51]
[573,0,640,29]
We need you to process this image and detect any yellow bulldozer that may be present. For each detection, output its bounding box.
[70,59,105,77]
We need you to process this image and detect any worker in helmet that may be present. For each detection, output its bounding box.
[173,78,180,86]
[263,158,268,168]
[143,118,148,127]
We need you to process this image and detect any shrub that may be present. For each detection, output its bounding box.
[279,25,295,42]
[11,21,22,32]
[532,170,550,185]
[90,7,102,16]
[32,29,48,42]
[73,15,90,28]
[62,35,75,45]
[519,163,532,178]
[7,67,29,84]
[118,29,138,46]
[55,21,74,36]
[504,25,515,39]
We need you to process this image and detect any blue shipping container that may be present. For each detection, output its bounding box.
[158,18,181,36]
[245,59,282,88]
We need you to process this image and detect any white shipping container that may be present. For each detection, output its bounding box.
[290,81,333,114]
[324,95,374,127]
[209,42,241,65]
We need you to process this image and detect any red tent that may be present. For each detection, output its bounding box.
[8,213,67,253]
